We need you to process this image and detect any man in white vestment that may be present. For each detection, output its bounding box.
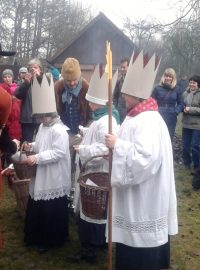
[105,51,178,270]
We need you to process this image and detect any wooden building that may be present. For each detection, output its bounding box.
[47,12,134,80]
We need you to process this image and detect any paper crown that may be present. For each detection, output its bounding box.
[31,74,57,115]
[121,51,160,99]
[86,65,118,105]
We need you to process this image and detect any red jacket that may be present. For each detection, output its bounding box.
[0,83,22,140]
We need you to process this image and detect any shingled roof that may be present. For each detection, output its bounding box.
[48,12,134,66]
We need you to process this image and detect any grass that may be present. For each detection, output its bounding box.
[0,179,108,270]
[1,167,200,270]
[0,117,200,269]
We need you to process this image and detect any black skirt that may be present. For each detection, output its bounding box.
[24,195,69,247]
[78,217,106,247]
[115,240,170,270]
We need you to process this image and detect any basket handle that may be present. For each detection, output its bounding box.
[19,141,28,162]
[80,154,108,174]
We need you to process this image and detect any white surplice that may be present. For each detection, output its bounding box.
[108,111,178,247]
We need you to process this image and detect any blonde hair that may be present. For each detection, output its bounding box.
[160,68,177,88]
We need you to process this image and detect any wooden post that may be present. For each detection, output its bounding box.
[105,41,113,270]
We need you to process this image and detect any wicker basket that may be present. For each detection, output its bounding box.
[11,142,37,179]
[78,156,110,220]
[10,175,30,219]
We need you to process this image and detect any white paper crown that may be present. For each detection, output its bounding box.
[86,65,118,105]
[121,51,160,99]
[31,74,57,115]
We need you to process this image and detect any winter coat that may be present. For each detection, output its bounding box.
[182,88,200,130]
[54,78,91,129]
[113,76,127,123]
[0,83,22,140]
[152,84,184,139]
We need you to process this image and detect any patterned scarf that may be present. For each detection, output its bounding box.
[127,97,158,117]
[62,78,83,104]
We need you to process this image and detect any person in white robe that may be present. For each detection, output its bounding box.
[23,75,71,253]
[69,65,119,263]
[105,52,178,270]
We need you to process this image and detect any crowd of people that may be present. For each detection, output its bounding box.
[0,50,200,270]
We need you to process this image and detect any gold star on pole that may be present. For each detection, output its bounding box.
[105,41,112,80]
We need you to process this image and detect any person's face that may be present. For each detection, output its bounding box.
[39,116,52,125]
[19,72,27,80]
[29,64,41,76]
[164,74,173,85]
[120,61,129,76]
[3,75,13,85]
[189,80,198,91]
[89,102,102,112]
[65,79,79,89]
[123,94,140,110]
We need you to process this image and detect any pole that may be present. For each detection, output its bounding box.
[106,41,113,270]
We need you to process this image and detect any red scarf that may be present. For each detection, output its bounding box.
[127,97,158,117]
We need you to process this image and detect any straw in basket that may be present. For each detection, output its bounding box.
[11,142,37,180]
[78,155,110,220]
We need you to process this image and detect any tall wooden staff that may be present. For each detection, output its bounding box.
[105,41,113,270]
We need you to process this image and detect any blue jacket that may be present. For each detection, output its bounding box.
[152,84,184,115]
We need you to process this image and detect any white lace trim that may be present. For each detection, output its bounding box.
[30,186,69,201]
[113,216,167,233]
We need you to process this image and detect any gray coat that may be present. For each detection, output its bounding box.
[182,89,200,130]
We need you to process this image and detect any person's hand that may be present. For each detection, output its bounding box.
[73,145,80,152]
[1,164,15,176]
[23,142,32,152]
[184,106,190,113]
[26,155,37,166]
[105,134,117,149]
[24,73,32,84]
[73,134,82,145]
[12,139,20,151]
[31,67,41,77]
[79,125,88,136]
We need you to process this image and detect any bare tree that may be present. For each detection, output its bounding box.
[0,0,92,62]
[122,0,200,77]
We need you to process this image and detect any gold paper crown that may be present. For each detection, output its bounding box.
[86,65,118,105]
[121,51,160,99]
[31,74,57,115]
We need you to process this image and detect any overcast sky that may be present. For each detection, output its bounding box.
[78,0,189,28]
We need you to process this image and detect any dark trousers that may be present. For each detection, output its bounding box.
[115,240,170,270]
[159,111,177,141]
[21,123,39,143]
[182,128,200,168]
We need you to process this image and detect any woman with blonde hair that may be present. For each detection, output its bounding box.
[152,68,184,140]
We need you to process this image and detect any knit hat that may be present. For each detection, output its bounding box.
[86,65,118,105]
[2,69,14,78]
[19,67,28,73]
[28,58,42,69]
[61,58,81,81]
[0,87,12,128]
